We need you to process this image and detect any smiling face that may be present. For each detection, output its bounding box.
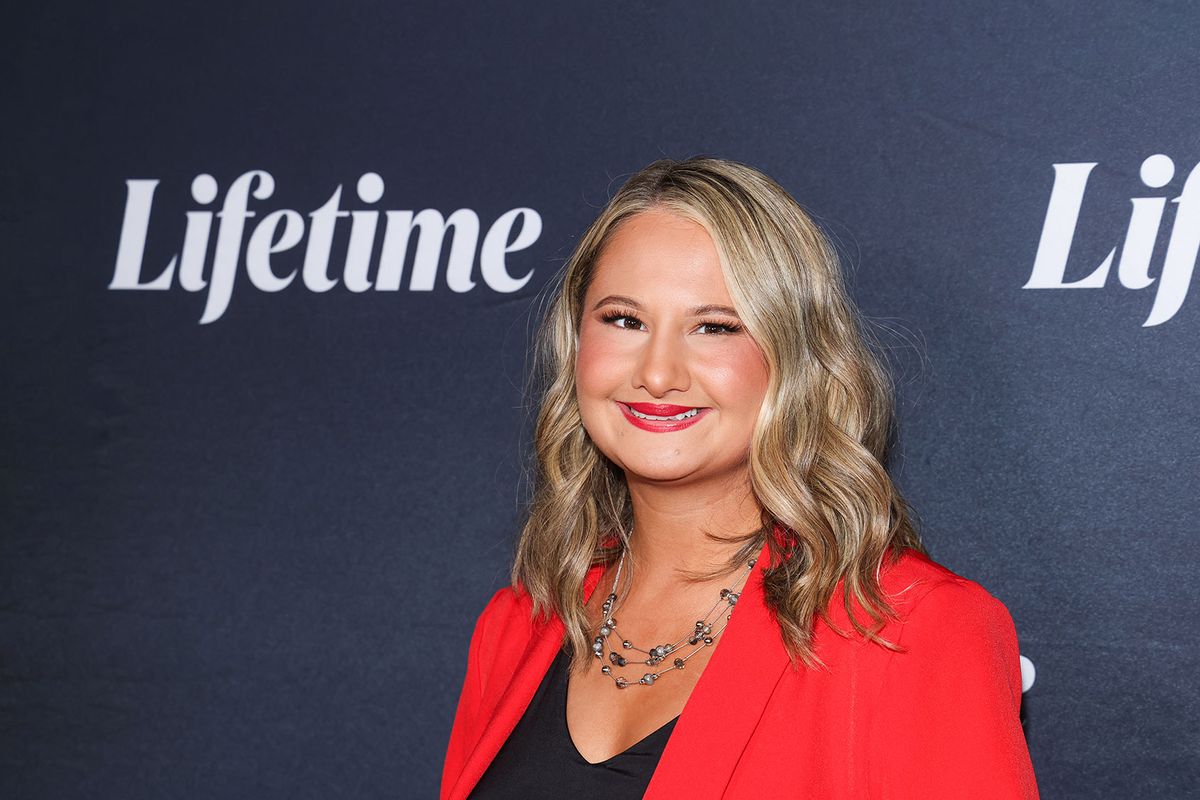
[575,208,771,487]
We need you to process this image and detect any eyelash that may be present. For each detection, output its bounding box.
[599,309,743,335]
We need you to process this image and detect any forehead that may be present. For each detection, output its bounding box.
[587,209,731,303]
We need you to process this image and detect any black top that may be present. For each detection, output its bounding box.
[469,646,679,798]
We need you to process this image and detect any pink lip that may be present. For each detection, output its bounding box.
[618,401,710,433]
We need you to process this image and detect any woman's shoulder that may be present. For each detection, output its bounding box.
[865,552,1035,795]
[471,582,535,636]
[464,582,545,665]
[877,548,1019,649]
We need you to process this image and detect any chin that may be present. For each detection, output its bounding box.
[617,457,706,484]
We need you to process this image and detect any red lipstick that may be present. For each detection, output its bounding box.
[618,402,709,433]
[626,403,696,416]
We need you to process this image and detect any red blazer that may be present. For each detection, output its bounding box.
[442,539,1039,799]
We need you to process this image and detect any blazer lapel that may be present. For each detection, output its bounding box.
[644,538,792,798]
[447,564,607,800]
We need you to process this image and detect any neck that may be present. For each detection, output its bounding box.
[621,469,764,595]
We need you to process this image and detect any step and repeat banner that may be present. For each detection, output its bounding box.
[3,2,1196,798]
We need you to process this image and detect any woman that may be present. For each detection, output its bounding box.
[441,157,1038,799]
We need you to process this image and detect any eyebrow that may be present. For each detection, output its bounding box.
[590,294,741,318]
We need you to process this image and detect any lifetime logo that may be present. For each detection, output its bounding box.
[110,171,543,324]
[1026,154,1199,326]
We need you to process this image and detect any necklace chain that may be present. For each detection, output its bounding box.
[591,531,756,689]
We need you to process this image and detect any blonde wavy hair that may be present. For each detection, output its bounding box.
[513,156,926,670]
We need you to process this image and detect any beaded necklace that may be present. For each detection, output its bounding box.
[591,535,757,689]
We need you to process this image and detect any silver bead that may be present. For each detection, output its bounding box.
[641,673,656,685]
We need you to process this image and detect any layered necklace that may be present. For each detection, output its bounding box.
[592,534,757,689]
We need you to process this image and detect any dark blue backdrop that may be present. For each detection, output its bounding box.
[3,2,1198,797]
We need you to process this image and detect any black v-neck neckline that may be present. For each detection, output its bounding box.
[556,648,681,766]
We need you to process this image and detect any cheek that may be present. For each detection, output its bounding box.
[575,327,621,400]
[743,347,771,401]
[706,340,770,413]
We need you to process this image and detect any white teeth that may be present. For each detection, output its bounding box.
[628,407,700,421]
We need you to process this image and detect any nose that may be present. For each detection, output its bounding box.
[632,327,690,397]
